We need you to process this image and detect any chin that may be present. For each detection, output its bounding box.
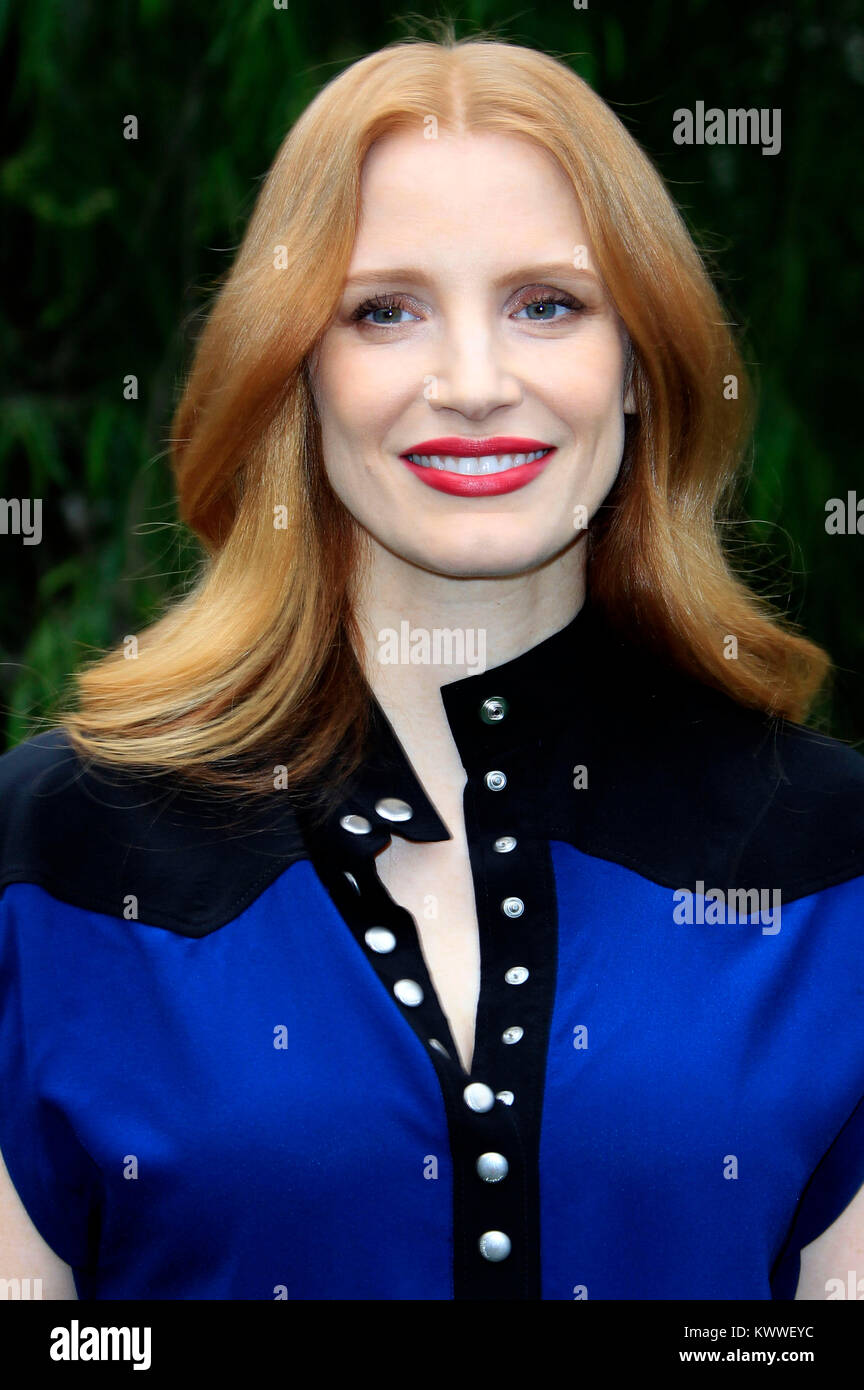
[401,526,573,580]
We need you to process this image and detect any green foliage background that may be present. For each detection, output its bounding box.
[2,0,862,748]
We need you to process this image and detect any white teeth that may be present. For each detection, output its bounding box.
[406,449,549,474]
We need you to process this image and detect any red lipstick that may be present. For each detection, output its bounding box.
[399,436,556,497]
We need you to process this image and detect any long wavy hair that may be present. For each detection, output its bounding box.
[56,32,829,799]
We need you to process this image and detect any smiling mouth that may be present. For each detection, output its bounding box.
[403,449,552,475]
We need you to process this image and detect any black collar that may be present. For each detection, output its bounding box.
[299,596,661,856]
[299,595,864,906]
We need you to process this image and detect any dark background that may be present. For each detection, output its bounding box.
[2,0,862,747]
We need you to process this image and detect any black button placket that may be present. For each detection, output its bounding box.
[442,685,559,1300]
[300,782,542,1298]
[329,808,534,1298]
[306,815,463,1070]
[295,643,574,1300]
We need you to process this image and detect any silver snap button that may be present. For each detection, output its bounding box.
[375,797,413,823]
[463,1081,495,1113]
[393,979,423,1007]
[479,1230,512,1262]
[505,966,529,985]
[340,813,372,835]
[484,770,507,792]
[364,927,396,954]
[501,896,524,918]
[480,696,509,725]
[476,1152,509,1183]
[493,836,517,853]
[502,1026,524,1045]
[496,1090,515,1106]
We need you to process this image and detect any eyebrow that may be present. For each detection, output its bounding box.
[343,262,601,289]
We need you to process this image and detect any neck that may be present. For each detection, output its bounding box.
[352,537,587,818]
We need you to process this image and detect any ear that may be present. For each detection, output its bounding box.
[624,382,637,414]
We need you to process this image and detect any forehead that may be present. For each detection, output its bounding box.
[351,128,590,271]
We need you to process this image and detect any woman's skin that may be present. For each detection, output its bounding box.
[0,126,858,1302]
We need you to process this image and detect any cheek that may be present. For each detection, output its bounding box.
[551,345,626,425]
[316,350,412,461]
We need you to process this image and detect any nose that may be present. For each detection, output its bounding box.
[427,309,522,420]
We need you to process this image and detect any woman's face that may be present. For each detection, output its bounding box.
[308,128,635,579]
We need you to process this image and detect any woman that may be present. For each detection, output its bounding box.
[1,34,862,1302]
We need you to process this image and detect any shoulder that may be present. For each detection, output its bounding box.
[740,710,864,894]
[578,642,864,901]
[701,699,864,897]
[0,729,307,935]
[676,678,864,806]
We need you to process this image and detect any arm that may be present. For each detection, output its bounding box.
[0,1142,77,1300]
[795,1178,864,1299]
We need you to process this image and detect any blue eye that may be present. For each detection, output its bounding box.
[514,296,581,321]
[351,295,420,326]
[368,305,418,325]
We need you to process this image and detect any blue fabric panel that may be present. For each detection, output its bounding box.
[541,841,864,1300]
[0,862,454,1299]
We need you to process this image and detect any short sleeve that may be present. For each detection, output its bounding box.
[771,1091,864,1299]
[0,886,101,1271]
